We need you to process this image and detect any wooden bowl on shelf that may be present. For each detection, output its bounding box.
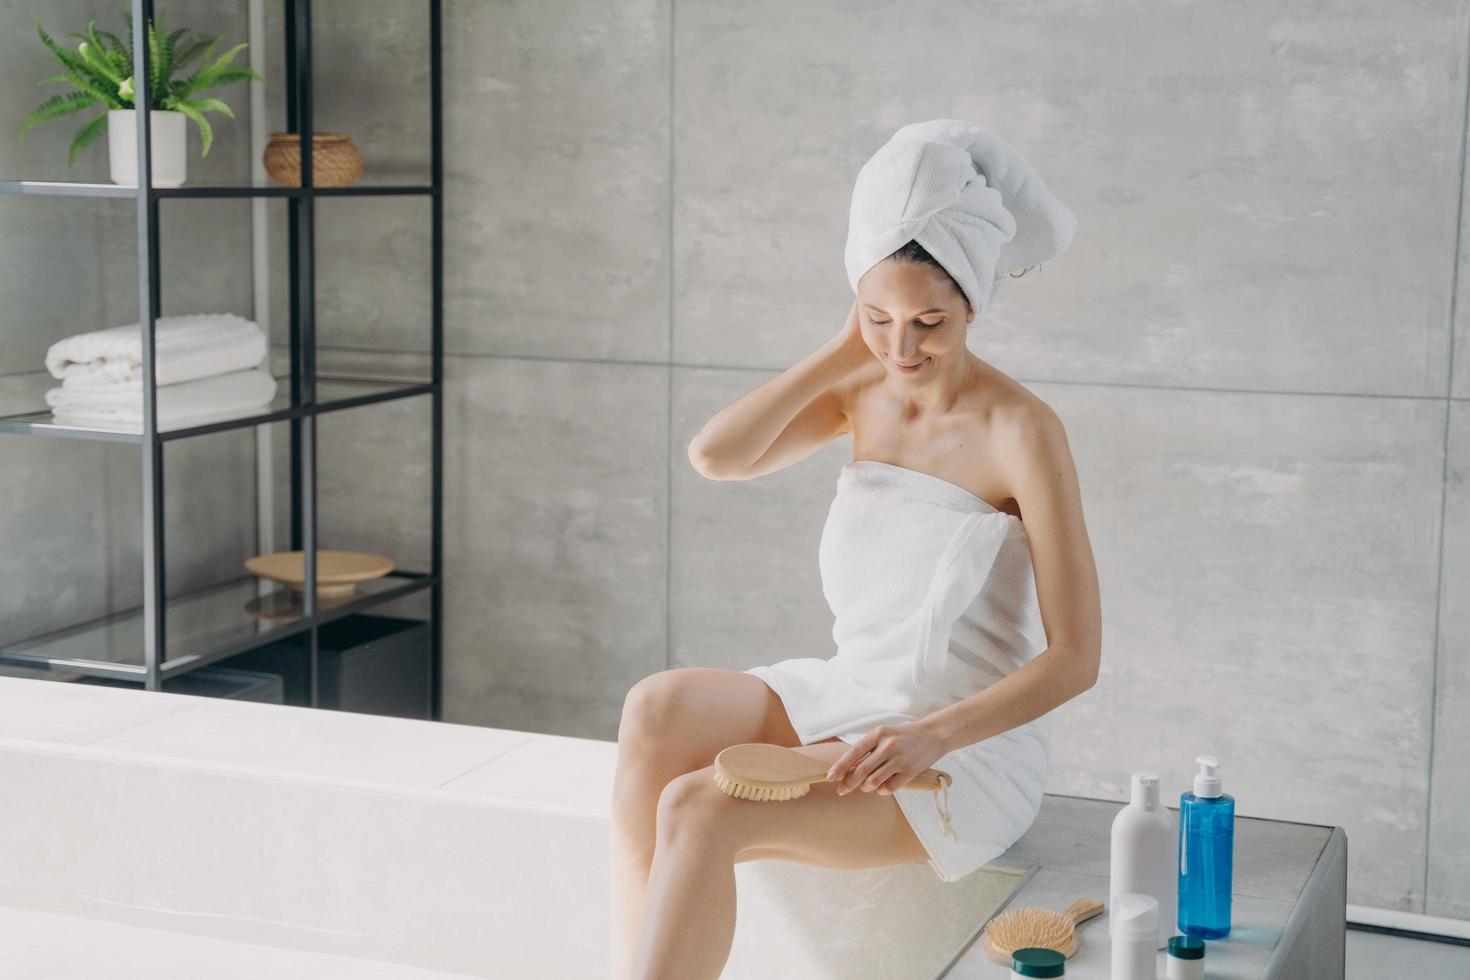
[244,550,394,598]
[262,132,364,187]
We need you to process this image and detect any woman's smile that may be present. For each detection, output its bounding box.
[892,355,930,373]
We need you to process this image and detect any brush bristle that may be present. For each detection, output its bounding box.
[713,772,812,802]
[984,906,1074,953]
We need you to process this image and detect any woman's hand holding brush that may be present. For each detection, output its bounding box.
[713,728,959,839]
[825,720,950,796]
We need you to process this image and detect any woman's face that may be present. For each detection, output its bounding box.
[856,258,972,380]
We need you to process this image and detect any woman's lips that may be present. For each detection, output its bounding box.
[893,356,930,373]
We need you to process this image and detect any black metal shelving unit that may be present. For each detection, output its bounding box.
[0,0,444,719]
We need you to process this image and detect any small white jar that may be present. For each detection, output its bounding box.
[1110,893,1159,980]
[1166,933,1206,979]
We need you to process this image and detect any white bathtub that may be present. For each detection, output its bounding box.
[0,676,1024,978]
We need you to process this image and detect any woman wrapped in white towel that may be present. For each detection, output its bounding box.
[612,119,1102,980]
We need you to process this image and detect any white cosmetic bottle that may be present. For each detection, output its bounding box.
[1110,771,1179,948]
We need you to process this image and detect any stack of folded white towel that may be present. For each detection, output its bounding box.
[43,313,278,428]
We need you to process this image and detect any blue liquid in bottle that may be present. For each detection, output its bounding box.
[1178,755,1233,939]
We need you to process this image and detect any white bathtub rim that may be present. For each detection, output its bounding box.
[0,734,611,823]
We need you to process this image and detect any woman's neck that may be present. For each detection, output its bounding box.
[882,351,980,421]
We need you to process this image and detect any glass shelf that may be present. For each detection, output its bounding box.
[0,374,434,443]
[0,177,433,200]
[0,569,435,681]
[0,179,137,199]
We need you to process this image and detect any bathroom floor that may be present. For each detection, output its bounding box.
[1,901,1466,977]
[0,904,484,978]
[1347,928,1470,978]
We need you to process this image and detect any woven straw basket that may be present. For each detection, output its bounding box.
[263,132,364,187]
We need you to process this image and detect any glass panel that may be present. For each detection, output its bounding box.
[2,577,301,669]
[314,195,432,374]
[208,594,434,711]
[0,571,431,673]
[314,394,434,580]
[0,412,140,671]
[307,0,432,190]
[0,193,438,441]
[0,412,431,677]
[930,866,1032,979]
[0,377,429,441]
[2,2,433,191]
[0,194,138,412]
[250,404,435,714]
[6,1,287,189]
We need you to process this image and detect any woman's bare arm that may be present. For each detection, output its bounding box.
[918,402,1103,753]
[688,302,873,479]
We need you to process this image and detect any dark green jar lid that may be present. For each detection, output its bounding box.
[1168,934,1206,959]
[1011,946,1066,977]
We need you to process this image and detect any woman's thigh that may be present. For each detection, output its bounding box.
[671,741,931,871]
[618,667,803,771]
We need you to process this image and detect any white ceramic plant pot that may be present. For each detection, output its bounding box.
[107,109,187,187]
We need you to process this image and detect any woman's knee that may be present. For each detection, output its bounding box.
[654,769,740,848]
[616,667,800,782]
[617,671,684,746]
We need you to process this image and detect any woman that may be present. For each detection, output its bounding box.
[610,120,1102,980]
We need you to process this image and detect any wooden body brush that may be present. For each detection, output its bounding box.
[712,743,958,839]
[981,897,1105,964]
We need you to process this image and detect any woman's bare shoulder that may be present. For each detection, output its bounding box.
[981,370,1072,471]
[969,360,1052,421]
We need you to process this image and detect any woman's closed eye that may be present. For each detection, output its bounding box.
[870,317,943,329]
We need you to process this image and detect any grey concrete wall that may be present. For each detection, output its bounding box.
[418,0,1466,919]
[7,0,1468,924]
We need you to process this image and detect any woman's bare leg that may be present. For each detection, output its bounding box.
[629,740,930,980]
[610,668,800,980]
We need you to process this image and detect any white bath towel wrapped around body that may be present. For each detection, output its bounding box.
[44,368,279,428]
[745,459,1052,883]
[44,313,267,389]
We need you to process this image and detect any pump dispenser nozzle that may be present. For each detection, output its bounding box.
[1193,755,1222,798]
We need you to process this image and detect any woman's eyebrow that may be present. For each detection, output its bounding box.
[862,304,946,315]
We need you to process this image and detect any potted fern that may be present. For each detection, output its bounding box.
[18,10,262,187]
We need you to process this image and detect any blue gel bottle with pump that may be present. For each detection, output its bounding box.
[1178,754,1233,938]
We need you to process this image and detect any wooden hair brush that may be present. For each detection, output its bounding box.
[711,742,958,839]
[981,898,1105,964]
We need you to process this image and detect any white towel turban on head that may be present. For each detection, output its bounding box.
[843,119,1077,319]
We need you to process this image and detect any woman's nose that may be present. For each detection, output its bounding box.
[892,328,915,358]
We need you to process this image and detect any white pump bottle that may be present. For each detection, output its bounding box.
[1109,771,1179,948]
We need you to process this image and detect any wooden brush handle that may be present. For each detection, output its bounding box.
[899,768,950,792]
[1064,897,1105,925]
[831,769,948,791]
[714,743,951,794]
